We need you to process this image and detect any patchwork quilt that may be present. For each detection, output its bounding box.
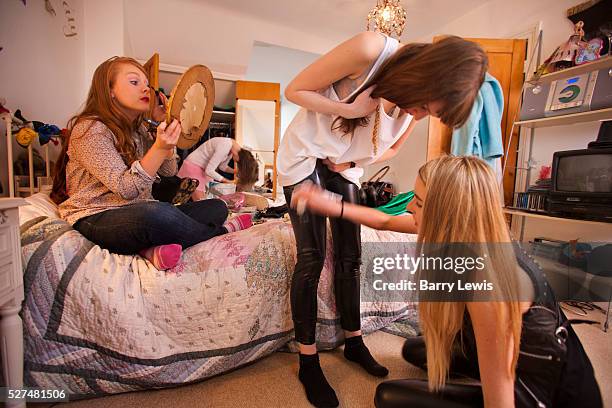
[18,194,418,399]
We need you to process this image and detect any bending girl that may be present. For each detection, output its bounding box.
[291,155,602,408]
[177,137,259,201]
[277,31,487,408]
[51,57,252,270]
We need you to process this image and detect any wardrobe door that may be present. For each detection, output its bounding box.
[427,38,526,207]
[235,99,275,187]
[235,81,281,198]
[143,53,160,114]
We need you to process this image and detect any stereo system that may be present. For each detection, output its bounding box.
[520,62,612,121]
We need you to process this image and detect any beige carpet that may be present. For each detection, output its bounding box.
[40,307,610,408]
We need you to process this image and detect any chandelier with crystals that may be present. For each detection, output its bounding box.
[366,0,407,39]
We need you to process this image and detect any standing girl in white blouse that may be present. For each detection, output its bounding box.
[277,32,488,408]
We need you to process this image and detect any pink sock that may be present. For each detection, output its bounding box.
[139,244,182,270]
[223,214,253,233]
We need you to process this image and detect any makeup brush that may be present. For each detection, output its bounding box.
[143,118,161,128]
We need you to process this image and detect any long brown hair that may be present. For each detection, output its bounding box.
[333,36,488,135]
[51,57,148,204]
[236,149,259,186]
[416,156,522,391]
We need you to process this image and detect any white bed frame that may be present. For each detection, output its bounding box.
[2,108,53,198]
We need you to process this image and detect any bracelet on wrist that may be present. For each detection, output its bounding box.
[339,200,344,219]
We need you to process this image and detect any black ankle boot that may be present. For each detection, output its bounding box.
[344,335,389,377]
[298,353,339,408]
[401,336,427,369]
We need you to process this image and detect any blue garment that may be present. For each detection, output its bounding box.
[451,72,504,167]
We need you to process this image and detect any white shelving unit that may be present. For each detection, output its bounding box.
[503,208,611,227]
[515,107,612,128]
[508,52,612,238]
[526,55,612,84]
[508,107,612,239]
[507,56,612,332]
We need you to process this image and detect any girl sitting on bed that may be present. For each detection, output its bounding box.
[50,57,253,271]
[291,155,602,408]
[177,137,259,201]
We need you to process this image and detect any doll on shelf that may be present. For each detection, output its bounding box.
[575,37,604,65]
[535,21,588,77]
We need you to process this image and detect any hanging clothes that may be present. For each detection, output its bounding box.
[451,72,504,168]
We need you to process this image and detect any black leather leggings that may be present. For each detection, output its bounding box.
[284,160,361,345]
[375,335,603,408]
[375,337,483,408]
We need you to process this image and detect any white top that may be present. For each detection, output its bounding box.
[277,34,413,187]
[184,137,234,181]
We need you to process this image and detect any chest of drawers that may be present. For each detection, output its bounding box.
[0,198,27,408]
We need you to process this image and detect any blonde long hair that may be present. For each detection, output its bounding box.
[416,156,522,391]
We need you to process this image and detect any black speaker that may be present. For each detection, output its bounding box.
[590,67,612,110]
[588,120,612,149]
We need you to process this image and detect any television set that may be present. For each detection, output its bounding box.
[549,148,612,221]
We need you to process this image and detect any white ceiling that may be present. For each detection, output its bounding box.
[124,0,493,77]
[197,0,493,41]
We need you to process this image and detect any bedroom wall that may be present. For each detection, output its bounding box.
[383,0,612,241]
[245,42,320,137]
[0,0,85,197]
[83,0,124,88]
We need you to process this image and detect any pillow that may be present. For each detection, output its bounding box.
[20,193,60,223]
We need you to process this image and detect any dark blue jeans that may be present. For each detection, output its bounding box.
[73,199,228,254]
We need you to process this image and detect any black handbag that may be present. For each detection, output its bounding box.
[360,166,394,208]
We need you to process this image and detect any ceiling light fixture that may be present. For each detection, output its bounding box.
[366,0,407,39]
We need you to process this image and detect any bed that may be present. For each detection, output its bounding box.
[18,193,418,399]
